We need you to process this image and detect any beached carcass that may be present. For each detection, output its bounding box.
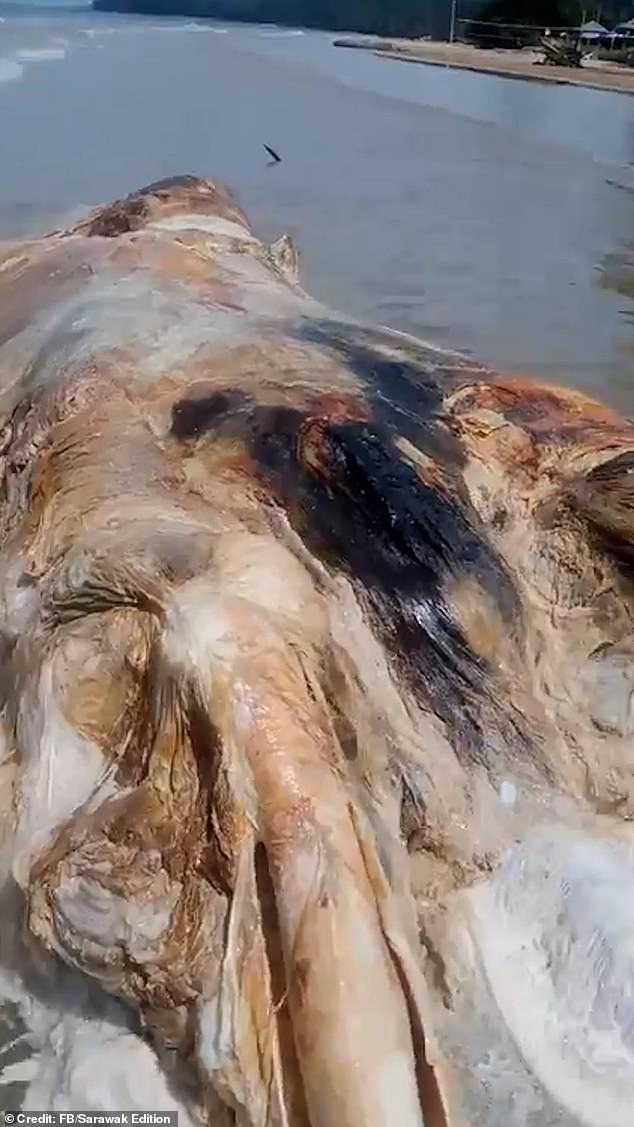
[0,176,633,1127]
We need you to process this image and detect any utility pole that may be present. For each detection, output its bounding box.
[449,0,457,43]
[579,7,586,48]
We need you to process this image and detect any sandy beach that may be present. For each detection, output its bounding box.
[335,37,634,95]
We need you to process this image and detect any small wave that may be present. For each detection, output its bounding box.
[149,22,228,34]
[15,46,66,62]
[0,57,23,83]
[149,21,211,32]
[260,28,305,37]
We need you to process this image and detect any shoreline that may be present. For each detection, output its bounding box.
[334,38,634,96]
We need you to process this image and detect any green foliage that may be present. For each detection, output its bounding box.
[477,0,581,25]
[599,46,634,62]
[596,0,634,27]
[476,0,633,28]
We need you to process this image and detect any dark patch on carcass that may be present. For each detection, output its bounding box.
[254,843,311,1123]
[247,408,524,765]
[400,778,428,852]
[454,379,625,448]
[171,390,251,439]
[87,195,150,238]
[297,320,459,463]
[17,571,37,588]
[87,177,205,237]
[87,175,241,238]
[0,631,17,713]
[137,175,203,196]
[133,175,248,228]
[187,692,236,896]
[388,944,451,1127]
[168,383,531,766]
[321,649,359,763]
[570,450,634,574]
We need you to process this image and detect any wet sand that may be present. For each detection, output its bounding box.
[335,38,634,96]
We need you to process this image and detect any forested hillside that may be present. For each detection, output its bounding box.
[92,0,451,39]
[92,0,633,37]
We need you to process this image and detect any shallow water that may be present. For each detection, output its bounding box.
[0,2,633,407]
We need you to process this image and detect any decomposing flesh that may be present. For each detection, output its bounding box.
[0,177,633,1127]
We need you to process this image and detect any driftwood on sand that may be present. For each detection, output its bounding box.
[538,36,583,67]
[0,175,633,1126]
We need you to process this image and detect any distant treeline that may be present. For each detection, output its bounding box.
[92,0,453,39]
[91,0,634,37]
[477,0,633,28]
